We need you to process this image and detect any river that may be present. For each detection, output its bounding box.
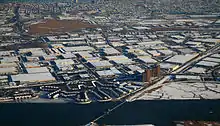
[0,100,219,126]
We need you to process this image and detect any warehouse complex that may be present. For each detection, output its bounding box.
[0,0,220,104]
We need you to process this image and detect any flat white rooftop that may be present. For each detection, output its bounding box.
[63,46,95,52]
[11,72,56,83]
[26,67,50,74]
[138,56,157,63]
[166,54,196,64]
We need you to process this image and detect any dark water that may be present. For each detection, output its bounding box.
[0,100,220,126]
[0,0,93,3]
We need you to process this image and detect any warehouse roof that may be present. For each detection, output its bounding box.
[138,56,157,63]
[196,61,219,67]
[47,36,85,42]
[0,67,17,74]
[97,67,121,77]
[92,41,106,45]
[127,49,150,56]
[54,59,75,65]
[0,62,17,68]
[63,46,95,52]
[194,39,220,43]
[95,44,111,49]
[24,62,41,68]
[160,63,176,69]
[85,57,102,62]
[62,52,77,59]
[19,48,42,54]
[111,42,125,47]
[75,51,93,58]
[0,76,7,80]
[0,51,13,56]
[0,57,19,63]
[103,48,121,55]
[113,59,134,65]
[166,54,196,64]
[106,55,134,64]
[147,50,161,56]
[90,60,113,68]
[26,67,50,74]
[127,65,144,72]
[31,49,46,56]
[11,72,56,83]
[133,26,150,30]
[26,56,40,61]
[211,54,220,58]
[158,49,173,55]
[52,44,64,48]
[188,67,206,73]
[203,57,220,63]
[106,55,129,60]
[43,55,57,61]
[138,41,164,46]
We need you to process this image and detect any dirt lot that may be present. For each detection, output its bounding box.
[28,19,96,35]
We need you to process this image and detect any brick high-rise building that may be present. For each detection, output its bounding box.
[156,64,160,76]
[143,65,160,83]
[143,69,151,83]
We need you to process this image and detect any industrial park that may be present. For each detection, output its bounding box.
[0,0,220,125]
[0,0,220,104]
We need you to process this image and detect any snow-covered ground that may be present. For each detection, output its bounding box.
[137,81,220,100]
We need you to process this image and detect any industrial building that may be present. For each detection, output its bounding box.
[106,55,134,65]
[53,59,76,71]
[0,0,220,105]
[0,57,19,63]
[24,62,41,68]
[61,52,77,59]
[0,51,15,56]
[165,54,197,65]
[96,67,122,78]
[137,56,157,64]
[102,48,121,56]
[26,67,50,74]
[188,67,206,74]
[0,63,18,68]
[76,51,94,58]
[89,60,113,69]
[0,67,18,75]
[196,61,219,68]
[11,72,56,83]
[127,65,144,73]
[62,46,95,52]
